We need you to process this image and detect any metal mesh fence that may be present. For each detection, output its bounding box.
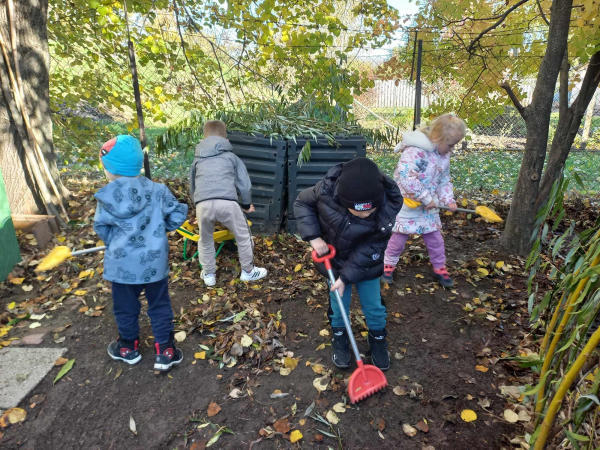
[47,4,600,196]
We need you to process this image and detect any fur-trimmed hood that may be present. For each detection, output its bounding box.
[393,130,436,153]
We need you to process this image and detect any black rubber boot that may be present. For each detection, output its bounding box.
[107,337,141,365]
[154,334,183,372]
[331,327,352,369]
[368,329,390,371]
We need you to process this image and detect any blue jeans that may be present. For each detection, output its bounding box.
[328,277,387,330]
[111,277,174,344]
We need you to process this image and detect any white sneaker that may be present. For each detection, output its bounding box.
[201,270,216,287]
[240,266,267,282]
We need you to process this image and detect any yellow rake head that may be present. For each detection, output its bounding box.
[475,206,503,223]
[35,246,72,272]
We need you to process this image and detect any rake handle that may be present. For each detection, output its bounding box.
[71,246,106,257]
[312,245,362,364]
[437,205,476,214]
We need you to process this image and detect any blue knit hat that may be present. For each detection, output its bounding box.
[99,135,143,177]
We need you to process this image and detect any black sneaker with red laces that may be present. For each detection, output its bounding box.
[107,337,141,365]
[154,339,183,372]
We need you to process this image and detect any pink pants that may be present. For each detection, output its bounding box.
[384,231,446,270]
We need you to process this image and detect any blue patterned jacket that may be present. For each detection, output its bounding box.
[93,176,188,284]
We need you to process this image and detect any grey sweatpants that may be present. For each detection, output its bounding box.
[196,200,254,274]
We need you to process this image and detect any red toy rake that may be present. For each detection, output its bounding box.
[312,245,388,403]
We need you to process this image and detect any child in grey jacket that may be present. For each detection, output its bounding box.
[94,135,188,371]
[189,120,267,286]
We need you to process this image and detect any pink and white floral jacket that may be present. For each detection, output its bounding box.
[392,130,455,235]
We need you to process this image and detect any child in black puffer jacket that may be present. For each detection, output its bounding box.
[294,157,402,371]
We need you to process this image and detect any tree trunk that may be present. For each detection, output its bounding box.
[500,0,573,255]
[536,50,600,210]
[0,0,68,215]
[580,88,599,151]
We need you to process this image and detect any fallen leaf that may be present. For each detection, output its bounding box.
[326,410,340,425]
[290,430,303,443]
[78,306,89,313]
[477,268,489,277]
[6,408,26,424]
[332,403,346,413]
[240,334,253,347]
[311,363,326,374]
[415,274,424,278]
[283,356,299,370]
[402,423,417,437]
[478,398,491,409]
[115,368,123,380]
[496,261,504,269]
[486,315,498,322]
[378,430,385,439]
[279,368,292,376]
[504,409,519,423]
[393,386,407,396]
[319,329,329,337]
[315,343,326,351]
[22,285,33,292]
[9,278,24,285]
[461,409,477,422]
[190,441,207,450]
[370,417,385,431]
[29,322,41,329]
[229,388,243,399]
[195,351,206,360]
[274,418,291,433]
[54,357,69,366]
[78,269,94,279]
[314,433,324,442]
[415,420,429,433]
[174,331,186,342]
[441,354,450,359]
[7,302,16,310]
[518,410,531,422]
[207,402,221,417]
[74,289,87,296]
[53,358,75,384]
[475,365,489,373]
[294,264,302,272]
[313,374,329,392]
[130,415,137,435]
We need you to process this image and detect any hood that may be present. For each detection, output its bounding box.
[194,136,233,158]
[394,130,436,153]
[94,177,152,219]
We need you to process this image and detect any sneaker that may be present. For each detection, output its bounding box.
[331,327,352,369]
[107,337,141,365]
[381,264,395,284]
[368,330,390,371]
[201,270,216,287]
[433,267,454,288]
[154,340,183,372]
[240,266,268,282]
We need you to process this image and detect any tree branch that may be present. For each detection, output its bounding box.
[172,0,215,107]
[500,81,526,119]
[536,0,550,25]
[467,0,531,54]
[558,52,570,119]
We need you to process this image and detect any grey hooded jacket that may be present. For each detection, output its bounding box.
[189,136,252,208]
[93,176,188,284]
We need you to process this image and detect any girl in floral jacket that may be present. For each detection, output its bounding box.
[382,114,466,288]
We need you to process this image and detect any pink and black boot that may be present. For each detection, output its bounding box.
[433,267,454,288]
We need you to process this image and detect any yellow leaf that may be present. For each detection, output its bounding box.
[415,274,424,278]
[333,402,346,413]
[496,261,504,269]
[361,331,368,337]
[6,407,27,424]
[22,285,33,292]
[79,269,94,279]
[503,409,519,423]
[326,410,340,425]
[57,236,66,243]
[194,352,206,360]
[315,343,326,351]
[8,302,15,310]
[477,268,489,277]
[319,329,329,337]
[491,189,499,195]
[475,365,489,373]
[240,334,253,347]
[461,198,468,207]
[280,367,292,376]
[294,264,302,272]
[265,239,273,247]
[174,331,186,342]
[74,290,87,296]
[311,363,326,374]
[290,430,303,443]
[9,278,24,285]
[461,409,477,422]
[283,356,299,370]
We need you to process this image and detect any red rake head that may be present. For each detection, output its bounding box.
[348,360,388,404]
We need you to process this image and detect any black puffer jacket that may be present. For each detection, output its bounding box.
[294,163,403,284]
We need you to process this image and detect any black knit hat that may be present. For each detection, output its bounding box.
[337,157,384,211]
